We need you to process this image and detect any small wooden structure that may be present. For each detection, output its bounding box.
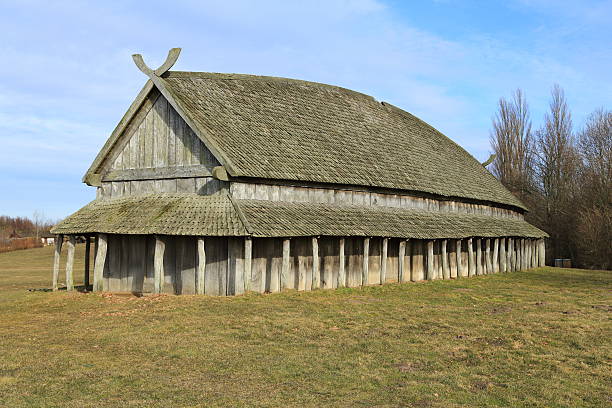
[51,49,547,295]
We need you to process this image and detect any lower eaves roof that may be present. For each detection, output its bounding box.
[52,194,547,239]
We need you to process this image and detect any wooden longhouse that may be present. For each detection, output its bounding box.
[51,49,547,295]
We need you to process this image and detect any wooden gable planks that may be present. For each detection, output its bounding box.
[100,92,220,180]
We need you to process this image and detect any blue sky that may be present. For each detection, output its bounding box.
[0,0,610,220]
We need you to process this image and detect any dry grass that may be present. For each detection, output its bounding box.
[0,245,610,407]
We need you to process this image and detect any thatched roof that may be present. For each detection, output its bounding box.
[51,194,546,238]
[85,71,526,211]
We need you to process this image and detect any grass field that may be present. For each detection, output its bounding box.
[0,245,610,407]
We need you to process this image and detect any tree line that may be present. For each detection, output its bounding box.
[489,85,610,270]
[0,213,55,240]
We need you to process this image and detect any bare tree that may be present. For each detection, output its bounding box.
[574,109,611,269]
[577,108,612,208]
[489,89,536,197]
[535,85,579,259]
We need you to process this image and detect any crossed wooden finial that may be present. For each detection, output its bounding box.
[132,48,181,77]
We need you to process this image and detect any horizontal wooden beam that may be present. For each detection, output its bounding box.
[103,165,213,182]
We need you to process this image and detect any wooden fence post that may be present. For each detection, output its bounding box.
[93,233,107,292]
[52,234,63,291]
[65,235,76,291]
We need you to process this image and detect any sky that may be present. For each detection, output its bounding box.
[0,0,610,220]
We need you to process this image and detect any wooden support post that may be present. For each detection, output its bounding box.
[456,239,463,278]
[398,240,405,282]
[520,239,525,270]
[508,238,515,272]
[467,238,475,277]
[281,238,290,290]
[380,238,388,284]
[532,240,537,268]
[476,239,483,275]
[153,235,165,294]
[93,233,107,292]
[427,240,434,280]
[338,238,345,288]
[84,237,91,289]
[441,239,449,279]
[244,238,252,292]
[362,237,370,286]
[312,237,319,289]
[65,236,76,291]
[493,238,499,273]
[500,238,506,273]
[196,237,206,294]
[538,239,545,267]
[485,239,492,275]
[52,234,63,291]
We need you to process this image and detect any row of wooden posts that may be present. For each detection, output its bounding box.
[52,234,545,294]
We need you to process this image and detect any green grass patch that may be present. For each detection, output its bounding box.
[0,245,610,407]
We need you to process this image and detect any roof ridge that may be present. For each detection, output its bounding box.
[163,71,378,102]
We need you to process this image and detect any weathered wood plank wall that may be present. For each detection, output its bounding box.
[230,182,523,220]
[103,93,220,173]
[98,177,226,199]
[98,234,539,295]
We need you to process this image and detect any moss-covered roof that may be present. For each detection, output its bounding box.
[156,71,526,210]
[52,194,545,238]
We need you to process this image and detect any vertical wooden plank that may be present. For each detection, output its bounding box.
[107,235,121,292]
[52,235,63,291]
[456,239,463,278]
[426,240,434,280]
[441,239,449,279]
[500,238,506,273]
[243,238,252,292]
[380,238,388,285]
[539,239,546,267]
[197,237,206,294]
[362,237,370,286]
[93,234,107,292]
[403,239,412,282]
[311,237,319,289]
[251,238,266,294]
[120,236,130,292]
[467,238,475,276]
[228,237,244,296]
[449,239,457,278]
[411,240,423,281]
[338,238,345,288]
[508,238,515,272]
[476,239,483,275]
[267,239,280,293]
[154,236,165,294]
[281,238,290,290]
[84,237,91,289]
[64,236,75,291]
[398,240,405,283]
[485,239,492,275]
[493,238,499,273]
